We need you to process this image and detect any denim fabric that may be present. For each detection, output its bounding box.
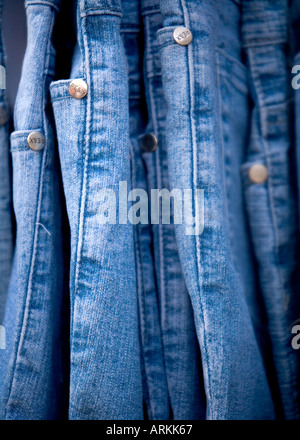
[121,0,206,420]
[120,0,170,420]
[0,0,13,325]
[293,5,300,371]
[0,0,67,420]
[157,0,275,419]
[50,0,143,420]
[216,21,272,366]
[241,0,299,419]
[293,1,300,255]
[0,0,13,395]
[1,0,299,421]
[141,0,206,420]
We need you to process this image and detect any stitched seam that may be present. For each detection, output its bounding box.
[180,0,213,419]
[146,16,166,345]
[4,11,55,418]
[146,15,165,357]
[145,13,171,416]
[216,51,230,243]
[80,9,122,18]
[74,5,90,296]
[51,95,73,102]
[10,147,44,152]
[130,139,154,419]
[242,39,286,48]
[26,1,59,12]
[141,6,160,16]
[215,46,247,72]
[67,3,88,407]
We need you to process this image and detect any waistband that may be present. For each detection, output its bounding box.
[120,0,140,28]
[143,0,183,25]
[25,0,61,12]
[241,0,287,47]
[79,0,122,16]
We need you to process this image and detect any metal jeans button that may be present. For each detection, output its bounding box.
[27,131,46,151]
[139,133,158,152]
[173,26,193,46]
[248,164,268,183]
[69,79,88,99]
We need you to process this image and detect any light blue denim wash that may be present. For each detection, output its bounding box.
[0,0,15,400]
[0,0,13,327]
[0,0,68,420]
[157,0,278,419]
[122,0,206,420]
[1,0,299,421]
[121,0,171,420]
[50,0,143,420]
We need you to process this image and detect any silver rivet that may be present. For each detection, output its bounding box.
[27,131,46,151]
[139,133,158,152]
[173,26,193,46]
[249,164,268,184]
[69,79,88,99]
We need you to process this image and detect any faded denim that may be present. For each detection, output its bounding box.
[0,0,299,421]
[50,0,143,420]
[0,0,67,420]
[122,0,206,420]
[157,0,276,420]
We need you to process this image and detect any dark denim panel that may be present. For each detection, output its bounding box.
[140,0,206,420]
[241,0,299,420]
[0,0,13,324]
[121,0,171,420]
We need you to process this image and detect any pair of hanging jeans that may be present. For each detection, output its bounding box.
[50,0,144,420]
[0,0,68,420]
[240,0,299,419]
[0,0,13,334]
[157,0,276,419]
[122,0,206,419]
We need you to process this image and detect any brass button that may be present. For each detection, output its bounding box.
[69,79,88,99]
[27,131,46,151]
[173,27,193,46]
[248,164,268,184]
[139,133,158,152]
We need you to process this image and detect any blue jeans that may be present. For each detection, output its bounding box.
[157,0,275,419]
[123,0,206,419]
[1,0,299,420]
[50,0,143,420]
[0,0,13,329]
[240,0,299,419]
[0,0,68,420]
